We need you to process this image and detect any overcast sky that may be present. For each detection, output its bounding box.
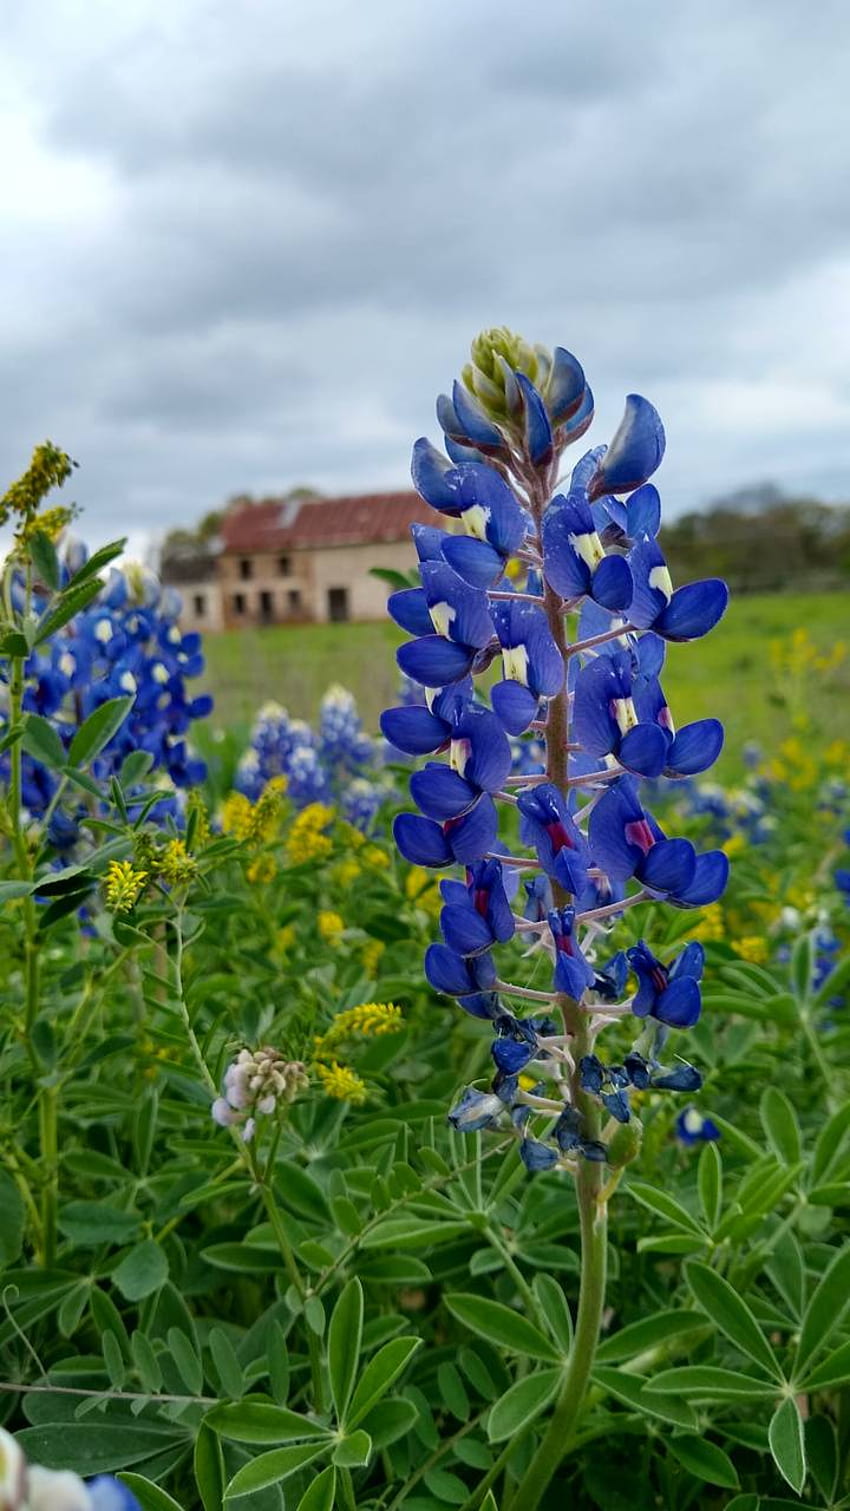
[2,0,850,554]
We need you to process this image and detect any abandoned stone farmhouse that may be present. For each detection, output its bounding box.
[163,491,433,632]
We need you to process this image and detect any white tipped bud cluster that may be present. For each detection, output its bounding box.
[212,1048,309,1142]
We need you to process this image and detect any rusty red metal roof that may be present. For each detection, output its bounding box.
[220,492,433,553]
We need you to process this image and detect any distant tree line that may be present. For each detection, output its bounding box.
[661,483,850,593]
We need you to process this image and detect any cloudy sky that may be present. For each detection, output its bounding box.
[2,0,850,554]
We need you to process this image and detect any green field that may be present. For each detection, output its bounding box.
[200,592,849,779]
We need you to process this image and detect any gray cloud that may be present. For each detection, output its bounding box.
[1,0,849,549]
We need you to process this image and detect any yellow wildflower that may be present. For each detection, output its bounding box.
[735,936,769,965]
[285,803,335,866]
[318,910,345,944]
[186,791,212,851]
[722,833,746,858]
[361,844,390,872]
[159,838,198,889]
[247,854,278,885]
[19,502,77,543]
[688,903,725,943]
[1,441,75,530]
[104,860,147,913]
[331,856,362,888]
[246,777,288,844]
[221,792,254,841]
[404,866,442,918]
[315,1001,402,1057]
[315,1060,368,1104]
[275,923,297,954]
[359,938,385,977]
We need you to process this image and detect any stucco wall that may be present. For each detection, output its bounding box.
[175,579,225,633]
[216,538,418,625]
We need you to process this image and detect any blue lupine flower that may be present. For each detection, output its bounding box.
[490,599,564,735]
[572,650,668,778]
[541,494,633,611]
[628,535,728,642]
[589,777,729,908]
[627,940,704,1028]
[389,328,729,1170]
[89,1477,144,1509]
[676,1108,721,1144]
[548,907,594,1000]
[518,783,589,897]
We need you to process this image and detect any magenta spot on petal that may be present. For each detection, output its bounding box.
[545,820,575,853]
[624,818,655,854]
[659,705,674,731]
[473,888,489,917]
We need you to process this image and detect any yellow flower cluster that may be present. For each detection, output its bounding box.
[247,854,277,885]
[361,844,390,872]
[103,859,147,913]
[220,791,254,841]
[360,938,385,977]
[1,441,75,530]
[314,1061,368,1104]
[186,790,212,851]
[688,903,725,943]
[735,936,769,965]
[769,626,845,681]
[285,803,335,866]
[404,865,443,919]
[315,1001,403,1057]
[221,777,289,846]
[331,856,362,888]
[159,838,198,889]
[19,502,78,543]
[318,910,345,944]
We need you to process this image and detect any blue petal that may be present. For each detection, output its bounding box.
[455,705,513,791]
[619,722,668,778]
[420,562,495,648]
[547,347,588,426]
[515,372,554,466]
[411,763,478,820]
[572,659,620,756]
[671,850,730,908]
[540,498,591,598]
[425,943,478,995]
[442,535,505,588]
[452,379,505,451]
[441,902,494,956]
[89,1480,143,1511]
[588,395,666,500]
[639,837,697,896]
[670,941,705,982]
[587,781,645,882]
[397,636,475,687]
[653,1063,702,1092]
[563,385,595,442]
[380,704,448,757]
[388,587,434,636]
[626,483,661,539]
[491,679,539,735]
[411,522,451,562]
[655,977,701,1028]
[656,580,729,642]
[446,795,498,863]
[453,463,528,553]
[492,1037,536,1073]
[411,437,460,511]
[520,1138,559,1172]
[393,813,451,867]
[665,719,724,777]
[627,536,672,629]
[591,554,633,611]
[554,949,593,999]
[448,1087,503,1132]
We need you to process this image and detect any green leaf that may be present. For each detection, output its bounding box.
[769,1396,806,1494]
[266,1322,289,1405]
[328,1277,363,1424]
[15,1424,182,1476]
[68,696,135,768]
[66,538,127,587]
[117,1475,185,1511]
[0,1170,25,1266]
[723,1498,759,1511]
[359,1398,419,1449]
[112,1241,169,1302]
[437,1362,470,1420]
[224,1442,330,1497]
[760,1087,801,1165]
[531,1274,573,1355]
[58,1202,141,1248]
[808,1182,850,1206]
[304,1296,325,1337]
[34,578,103,644]
[423,1468,468,1504]
[445,1294,561,1363]
[591,1367,697,1429]
[206,1401,331,1444]
[798,1336,850,1392]
[697,1142,723,1230]
[167,1328,203,1395]
[596,1310,707,1365]
[29,530,60,590]
[273,1162,331,1223]
[668,1434,739,1489]
[790,933,814,1002]
[0,629,31,656]
[347,1337,423,1427]
[685,1261,782,1379]
[642,1367,776,1401]
[625,1181,704,1236]
[361,1219,471,1250]
[200,1243,284,1275]
[805,1416,837,1505]
[209,1329,244,1400]
[22,714,66,770]
[794,1244,850,1378]
[332,1430,371,1467]
[487,1368,562,1442]
[131,1331,162,1393]
[194,1422,224,1511]
[0,879,35,902]
[295,1465,337,1511]
[812,1100,850,1184]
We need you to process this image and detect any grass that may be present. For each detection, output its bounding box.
[199,592,850,781]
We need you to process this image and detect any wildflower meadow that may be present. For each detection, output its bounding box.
[0,333,849,1511]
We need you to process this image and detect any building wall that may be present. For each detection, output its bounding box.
[217,538,417,626]
[174,578,226,633]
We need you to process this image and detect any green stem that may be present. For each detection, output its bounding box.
[508,1156,607,1511]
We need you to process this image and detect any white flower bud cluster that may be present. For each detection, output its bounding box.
[212,1047,309,1141]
